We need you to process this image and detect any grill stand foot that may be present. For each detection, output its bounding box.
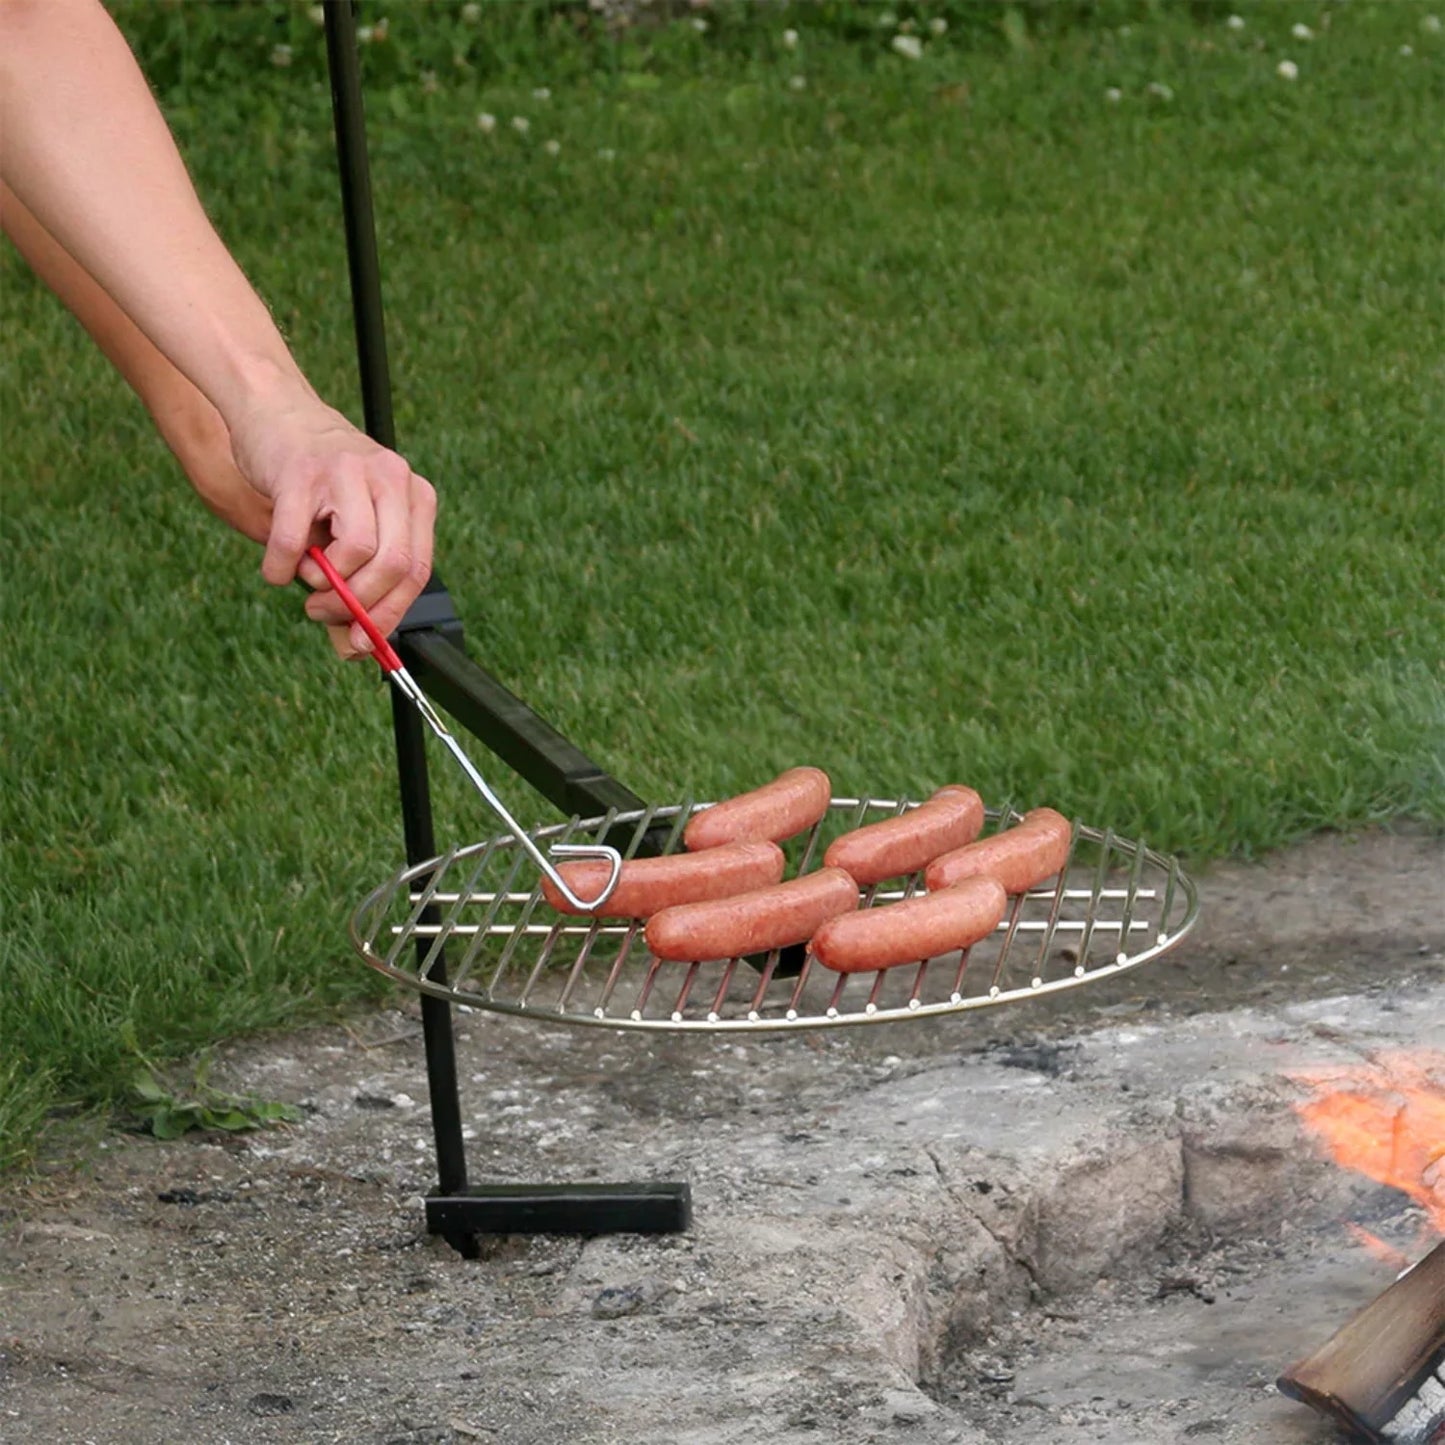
[426,1181,692,1249]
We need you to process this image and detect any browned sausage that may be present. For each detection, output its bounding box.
[811,876,1008,973]
[923,808,1073,895]
[542,841,785,918]
[683,767,832,851]
[644,867,859,962]
[822,786,985,886]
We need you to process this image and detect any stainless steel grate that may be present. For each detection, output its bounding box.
[347,799,1199,1033]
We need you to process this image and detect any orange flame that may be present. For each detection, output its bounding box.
[1289,1050,1445,1237]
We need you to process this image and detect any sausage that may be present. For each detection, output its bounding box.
[542,840,785,918]
[644,866,859,962]
[811,876,1007,973]
[683,767,832,851]
[923,808,1073,895]
[822,785,985,886]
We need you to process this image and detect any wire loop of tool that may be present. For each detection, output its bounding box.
[307,546,622,912]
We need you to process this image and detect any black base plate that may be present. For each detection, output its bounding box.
[426,1181,691,1256]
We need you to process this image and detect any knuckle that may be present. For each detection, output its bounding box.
[374,452,412,489]
[330,535,372,569]
[274,463,321,500]
[376,542,412,579]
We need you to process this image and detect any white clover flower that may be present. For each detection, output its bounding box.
[597,147,617,161]
[1291,22,1313,40]
[1423,15,1443,34]
[476,112,497,133]
[891,34,924,60]
[1277,58,1298,79]
[1105,86,1123,103]
[543,138,561,156]
[270,43,293,67]
[512,115,531,133]
[461,1,481,20]
[1400,42,1415,55]
[307,4,324,26]
[356,24,373,43]
[1226,14,1245,29]
[929,17,948,36]
[691,16,708,32]
[532,86,552,100]
[877,11,898,28]
[1146,80,1174,100]
[373,17,388,41]
[789,74,807,90]
[782,28,799,50]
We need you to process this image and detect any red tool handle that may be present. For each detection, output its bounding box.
[306,545,402,673]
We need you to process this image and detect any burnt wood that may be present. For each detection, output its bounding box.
[1278,1240,1445,1443]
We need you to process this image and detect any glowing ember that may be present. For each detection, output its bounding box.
[1290,1050,1445,1237]
[1344,1221,1412,1273]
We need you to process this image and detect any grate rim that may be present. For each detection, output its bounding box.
[346,799,1200,1033]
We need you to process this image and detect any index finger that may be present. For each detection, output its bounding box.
[260,471,320,587]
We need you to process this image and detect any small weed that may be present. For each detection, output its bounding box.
[126,1055,301,1142]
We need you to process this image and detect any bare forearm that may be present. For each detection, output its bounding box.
[0,0,309,428]
[0,179,273,542]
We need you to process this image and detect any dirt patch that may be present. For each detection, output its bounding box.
[1,826,1441,1445]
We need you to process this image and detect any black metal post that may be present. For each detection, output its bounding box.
[322,1,393,449]
[322,0,457,629]
[320,0,689,1246]
[322,0,469,1214]
[389,694,470,1197]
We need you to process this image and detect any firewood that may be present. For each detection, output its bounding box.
[1278,1239,1445,1444]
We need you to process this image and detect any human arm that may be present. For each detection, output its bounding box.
[0,0,436,654]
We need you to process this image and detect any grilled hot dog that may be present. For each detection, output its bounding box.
[811,876,1007,973]
[823,785,984,886]
[645,866,859,962]
[923,808,1072,896]
[542,841,785,918]
[683,767,832,851]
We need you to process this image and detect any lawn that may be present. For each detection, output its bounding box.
[2,0,1442,1168]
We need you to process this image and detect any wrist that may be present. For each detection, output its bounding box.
[213,349,315,434]
[149,393,273,546]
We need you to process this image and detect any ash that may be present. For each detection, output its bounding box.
[1,827,1441,1445]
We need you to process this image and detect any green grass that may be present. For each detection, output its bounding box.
[3,1,1443,1170]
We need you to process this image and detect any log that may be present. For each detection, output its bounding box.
[1278,1239,1445,1444]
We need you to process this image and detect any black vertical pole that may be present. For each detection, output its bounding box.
[322,0,468,1201]
[321,3,395,449]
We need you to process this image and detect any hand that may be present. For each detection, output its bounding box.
[228,388,437,660]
